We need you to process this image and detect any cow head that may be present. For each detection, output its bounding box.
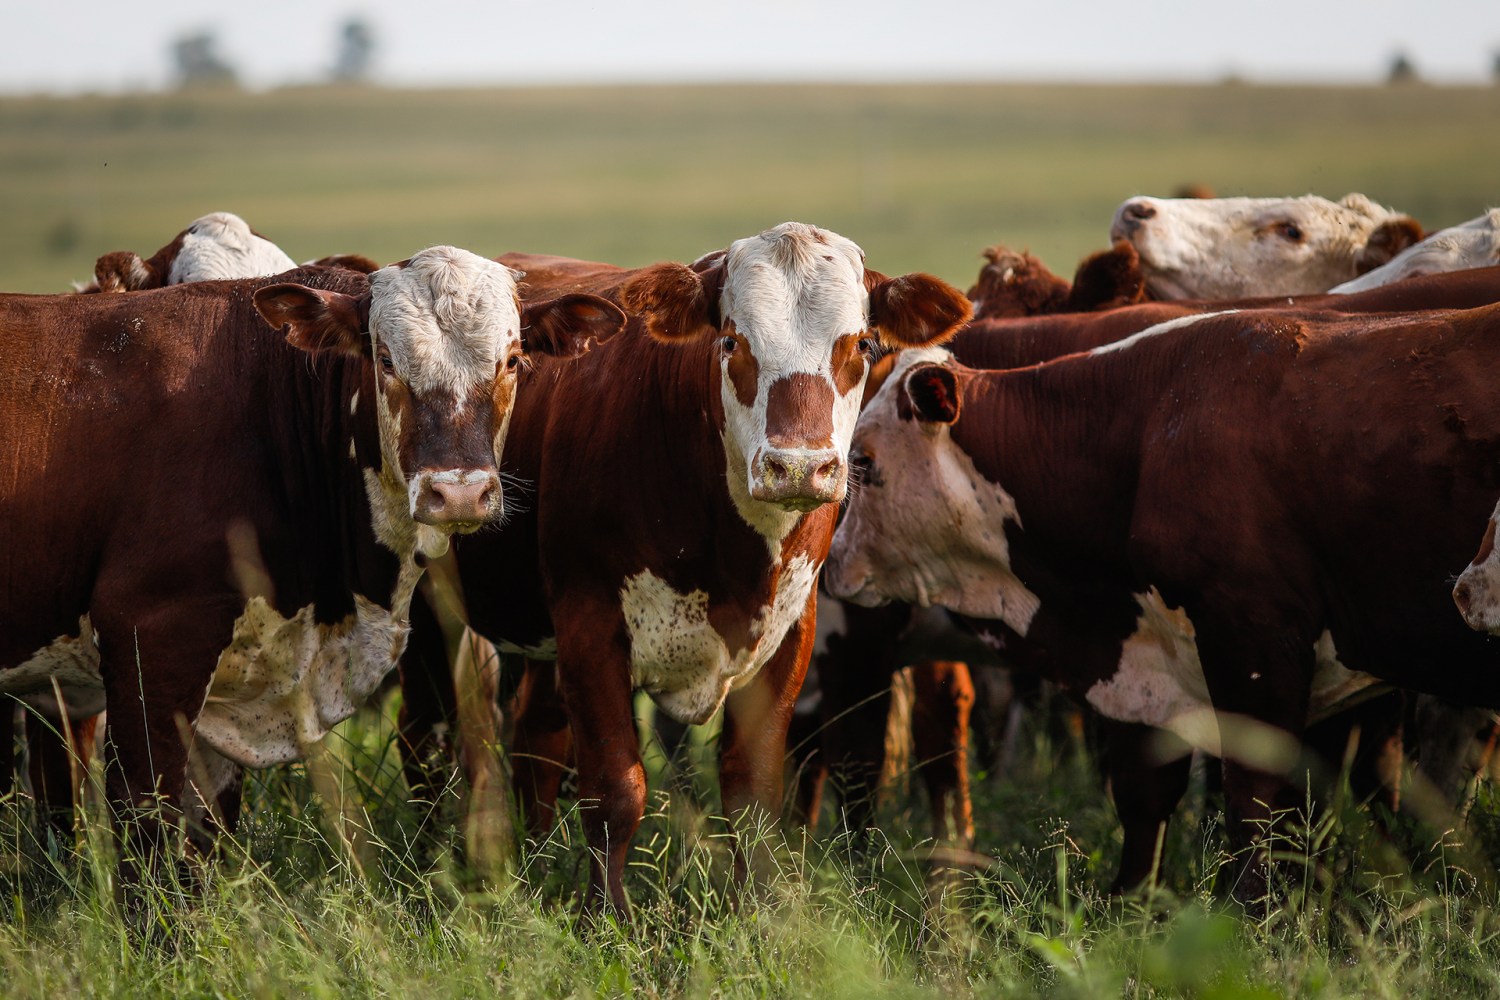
[254,246,624,545]
[1109,193,1423,299]
[825,350,1039,632]
[1454,500,1500,633]
[1332,209,1500,294]
[621,222,970,528]
[84,211,298,293]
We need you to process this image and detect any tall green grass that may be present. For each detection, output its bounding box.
[3,690,1499,998]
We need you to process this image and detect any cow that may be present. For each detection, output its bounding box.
[966,242,1149,322]
[826,302,1500,901]
[1333,209,1500,294]
[80,211,298,293]
[0,247,624,884]
[393,222,971,915]
[1110,193,1424,299]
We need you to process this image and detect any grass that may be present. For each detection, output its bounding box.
[1,82,1498,293]
[4,689,1500,998]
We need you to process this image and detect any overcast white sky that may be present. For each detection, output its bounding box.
[3,1,1498,93]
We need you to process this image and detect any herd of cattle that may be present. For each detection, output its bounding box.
[3,193,1500,913]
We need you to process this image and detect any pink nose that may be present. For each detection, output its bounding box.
[1111,198,1157,241]
[414,471,500,530]
[751,448,844,511]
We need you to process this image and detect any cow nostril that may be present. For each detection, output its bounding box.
[1455,581,1472,614]
[1125,201,1157,222]
[816,458,840,482]
[765,456,789,482]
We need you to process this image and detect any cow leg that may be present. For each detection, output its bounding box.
[398,590,459,820]
[553,616,644,917]
[510,659,574,839]
[1195,623,1312,906]
[909,660,975,848]
[27,706,98,846]
[1102,719,1191,893]
[719,592,816,886]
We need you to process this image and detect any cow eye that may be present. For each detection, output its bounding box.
[850,448,874,479]
[857,336,877,356]
[378,350,395,375]
[506,354,520,372]
[721,336,737,355]
[1279,222,1304,242]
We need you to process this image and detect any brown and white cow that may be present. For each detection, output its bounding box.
[1333,209,1500,294]
[0,247,623,878]
[966,242,1149,321]
[397,222,970,913]
[81,211,298,292]
[827,302,1500,900]
[1110,193,1424,299]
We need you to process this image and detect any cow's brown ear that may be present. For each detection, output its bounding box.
[306,253,382,274]
[902,364,962,425]
[92,251,159,293]
[521,293,627,358]
[254,283,370,357]
[1067,241,1148,312]
[1356,216,1426,274]
[867,271,972,349]
[620,261,724,342]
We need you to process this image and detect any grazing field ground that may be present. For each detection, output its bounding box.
[2,692,1500,998]
[1,82,1498,293]
[5,81,1500,997]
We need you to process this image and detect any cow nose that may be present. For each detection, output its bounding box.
[1454,579,1473,617]
[414,470,500,531]
[1123,200,1157,222]
[751,447,844,511]
[1112,199,1157,240]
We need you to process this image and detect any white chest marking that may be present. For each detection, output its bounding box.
[4,617,107,718]
[198,557,423,768]
[1083,590,1382,748]
[621,554,819,725]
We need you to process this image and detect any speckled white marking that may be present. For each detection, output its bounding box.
[4,617,107,718]
[825,347,1040,634]
[1455,499,1500,633]
[621,554,819,725]
[1084,590,1381,746]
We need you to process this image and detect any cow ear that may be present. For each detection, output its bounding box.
[1355,216,1425,274]
[1067,240,1148,311]
[254,283,370,357]
[866,271,972,349]
[902,364,962,425]
[305,253,382,274]
[92,251,159,293]
[620,261,724,342]
[521,293,627,358]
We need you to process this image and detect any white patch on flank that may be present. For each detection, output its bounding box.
[825,347,1040,634]
[1332,208,1500,293]
[1090,310,1237,356]
[716,223,870,550]
[1084,591,1382,748]
[166,212,297,283]
[621,553,820,725]
[3,617,107,719]
[1111,193,1409,298]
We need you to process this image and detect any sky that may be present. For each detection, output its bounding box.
[2,0,1498,93]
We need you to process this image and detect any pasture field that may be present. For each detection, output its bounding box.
[5,81,1500,997]
[1,82,1498,292]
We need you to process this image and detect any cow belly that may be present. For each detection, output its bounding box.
[621,556,818,726]
[198,593,412,768]
[1083,590,1382,745]
[4,617,108,719]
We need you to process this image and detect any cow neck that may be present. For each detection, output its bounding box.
[956,355,1146,578]
[262,338,407,623]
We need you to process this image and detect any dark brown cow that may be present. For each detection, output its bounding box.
[398,223,971,914]
[827,302,1500,900]
[0,247,623,879]
[966,242,1149,321]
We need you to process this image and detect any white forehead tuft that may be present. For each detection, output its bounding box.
[720,222,868,371]
[168,211,298,283]
[368,246,524,396]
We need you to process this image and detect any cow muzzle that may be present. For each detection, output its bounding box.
[412,469,501,531]
[1110,197,1158,243]
[750,447,844,511]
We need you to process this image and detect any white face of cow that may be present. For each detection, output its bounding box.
[169,211,298,283]
[1110,193,1411,298]
[622,221,972,540]
[1454,500,1500,633]
[823,349,1040,634]
[256,245,625,555]
[1331,209,1500,293]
